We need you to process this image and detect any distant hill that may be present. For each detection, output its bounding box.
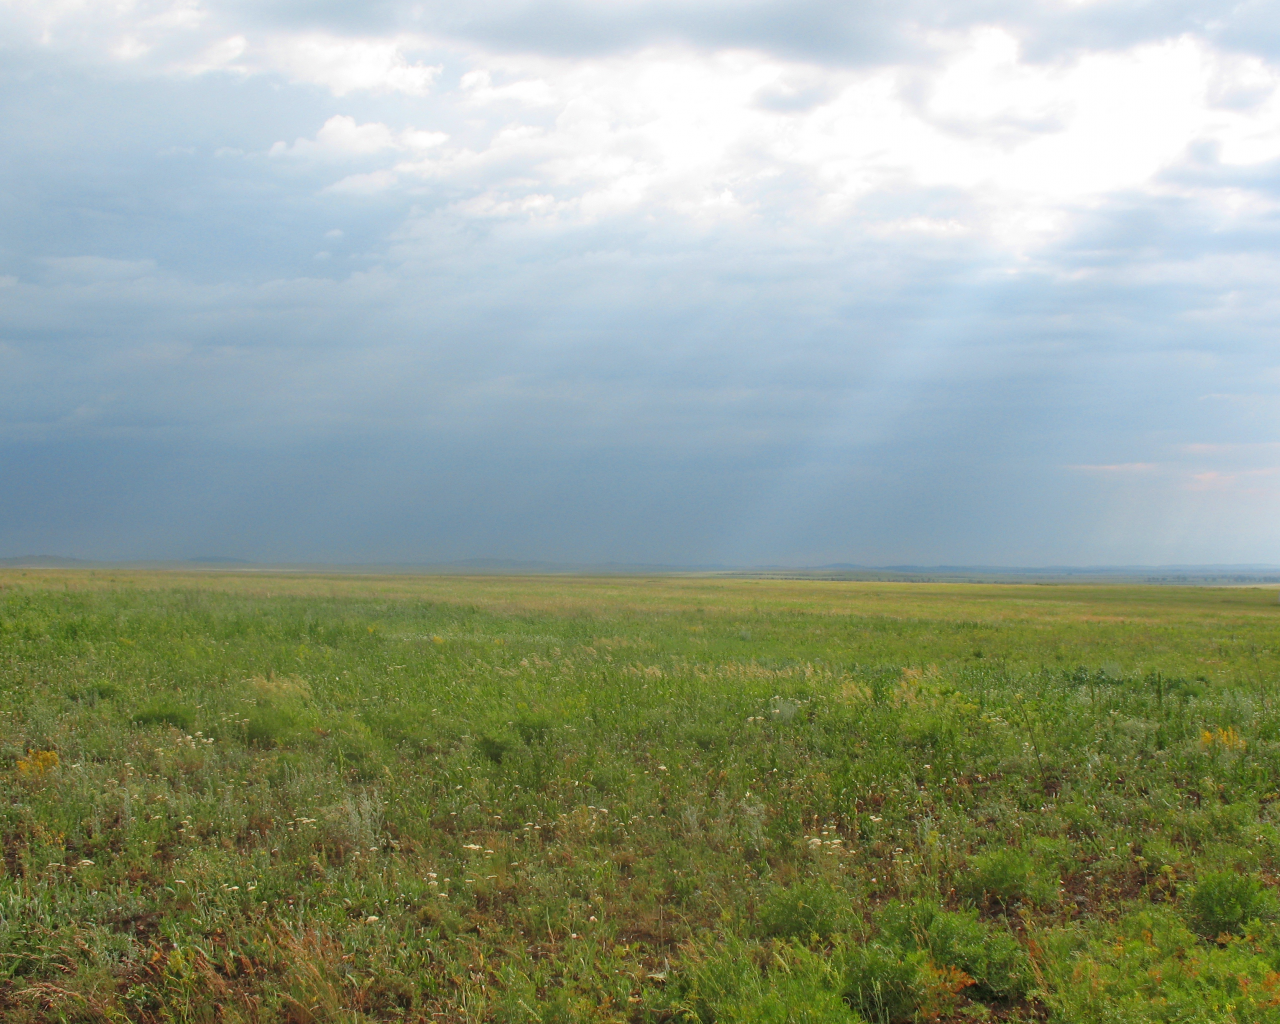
[0,556,1277,583]
[0,555,98,568]
[732,564,1280,584]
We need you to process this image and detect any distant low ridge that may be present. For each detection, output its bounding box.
[0,555,98,568]
[1,555,1279,583]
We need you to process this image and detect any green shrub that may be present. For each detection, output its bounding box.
[959,847,1039,907]
[1043,907,1280,1023]
[675,944,758,1021]
[131,700,194,730]
[758,880,855,939]
[514,712,553,744]
[1185,871,1280,939]
[1058,800,1102,838]
[900,713,956,753]
[326,717,381,777]
[686,727,720,752]
[877,900,1031,1000]
[367,708,435,751]
[1132,837,1184,879]
[243,705,297,747]
[729,975,861,1024]
[930,910,1028,1000]
[476,734,512,764]
[71,682,117,704]
[676,944,863,1024]
[836,942,926,1024]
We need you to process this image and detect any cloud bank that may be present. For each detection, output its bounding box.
[1,0,1279,564]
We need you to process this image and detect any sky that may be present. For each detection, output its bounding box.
[2,0,1279,567]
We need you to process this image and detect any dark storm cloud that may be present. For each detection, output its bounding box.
[4,171,1276,563]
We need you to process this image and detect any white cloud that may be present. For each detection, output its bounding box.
[236,29,1280,255]
[264,34,442,96]
[4,4,442,95]
[326,169,402,193]
[180,33,247,75]
[460,68,558,106]
[271,115,447,159]
[12,3,1280,248]
[272,116,396,158]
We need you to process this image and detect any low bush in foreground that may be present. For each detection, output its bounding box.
[1185,870,1279,939]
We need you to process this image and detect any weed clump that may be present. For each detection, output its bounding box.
[476,734,512,764]
[835,942,927,1024]
[675,944,862,1024]
[244,705,298,747]
[17,748,59,776]
[959,847,1046,908]
[514,712,553,744]
[1185,870,1279,939]
[71,682,117,704]
[131,699,194,730]
[1044,907,1280,1022]
[876,900,1031,1000]
[758,880,856,939]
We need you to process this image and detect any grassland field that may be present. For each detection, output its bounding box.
[3,569,1280,1023]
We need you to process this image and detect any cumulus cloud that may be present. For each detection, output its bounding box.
[262,34,442,95]
[227,30,1279,254]
[270,114,447,158]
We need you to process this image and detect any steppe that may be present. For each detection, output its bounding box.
[3,569,1279,1022]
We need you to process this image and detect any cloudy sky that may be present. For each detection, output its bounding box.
[2,0,1279,566]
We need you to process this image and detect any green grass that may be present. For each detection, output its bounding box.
[2,569,1280,1022]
